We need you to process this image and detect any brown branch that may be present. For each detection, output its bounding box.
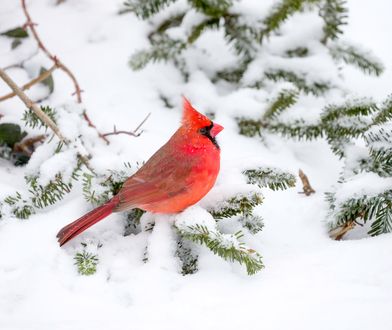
[0,68,65,141]
[20,0,108,145]
[329,221,356,240]
[0,64,57,102]
[298,169,315,196]
[0,67,94,173]
[82,111,110,144]
[21,0,82,103]
[103,113,151,138]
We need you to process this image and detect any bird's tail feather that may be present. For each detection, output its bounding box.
[57,198,118,246]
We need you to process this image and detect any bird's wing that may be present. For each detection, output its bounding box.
[115,146,197,211]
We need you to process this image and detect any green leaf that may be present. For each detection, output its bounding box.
[0,123,27,147]
[39,67,55,94]
[1,27,28,38]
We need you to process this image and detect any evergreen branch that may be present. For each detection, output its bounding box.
[262,0,305,39]
[239,214,264,234]
[285,47,309,58]
[74,250,99,275]
[208,192,263,219]
[373,95,392,125]
[321,99,379,122]
[123,0,176,19]
[244,167,296,191]
[319,0,348,43]
[130,35,186,70]
[187,17,220,44]
[215,61,249,84]
[4,192,35,219]
[176,236,198,275]
[23,106,57,129]
[266,119,324,140]
[224,16,259,59]
[327,191,392,237]
[26,174,74,209]
[330,43,384,76]
[263,88,299,120]
[368,198,392,236]
[189,0,232,17]
[237,118,263,137]
[265,70,330,95]
[177,224,264,275]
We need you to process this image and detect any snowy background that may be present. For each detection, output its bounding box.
[1,0,392,329]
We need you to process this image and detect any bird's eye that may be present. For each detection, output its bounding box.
[199,127,209,135]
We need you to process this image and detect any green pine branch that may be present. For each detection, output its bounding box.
[26,174,74,209]
[266,119,324,140]
[189,0,232,17]
[130,35,186,70]
[262,0,307,39]
[74,249,99,275]
[372,95,392,125]
[3,192,35,219]
[243,167,296,191]
[330,43,384,76]
[319,0,348,43]
[239,214,264,234]
[327,191,392,237]
[208,192,263,220]
[265,69,330,95]
[176,224,264,275]
[321,99,379,122]
[22,106,57,130]
[176,236,199,275]
[123,0,177,19]
[263,88,299,120]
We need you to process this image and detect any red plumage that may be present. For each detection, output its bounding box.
[56,97,223,246]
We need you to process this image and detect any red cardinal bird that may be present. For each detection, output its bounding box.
[57,97,223,246]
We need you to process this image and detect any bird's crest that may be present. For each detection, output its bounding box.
[182,97,212,128]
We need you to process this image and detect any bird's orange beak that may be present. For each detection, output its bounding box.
[211,123,224,137]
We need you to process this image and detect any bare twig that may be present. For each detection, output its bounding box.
[0,68,65,141]
[329,221,356,240]
[21,0,82,102]
[0,64,57,102]
[103,113,151,138]
[82,111,110,144]
[20,0,109,145]
[0,67,93,172]
[298,169,315,196]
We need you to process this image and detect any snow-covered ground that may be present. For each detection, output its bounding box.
[0,1,392,329]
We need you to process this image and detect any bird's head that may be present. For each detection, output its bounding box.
[182,97,224,146]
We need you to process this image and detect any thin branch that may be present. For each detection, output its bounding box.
[21,0,82,103]
[103,113,151,138]
[0,67,94,172]
[329,221,356,240]
[20,0,108,145]
[298,169,315,196]
[0,64,57,102]
[82,111,110,144]
[0,68,65,141]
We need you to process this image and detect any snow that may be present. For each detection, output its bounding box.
[1,0,392,329]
